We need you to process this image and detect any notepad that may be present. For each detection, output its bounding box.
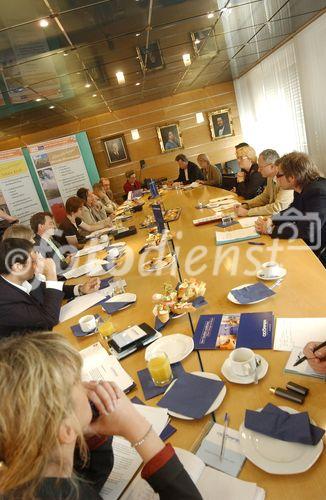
[284,347,326,380]
[215,227,260,245]
[80,342,135,393]
[273,318,326,351]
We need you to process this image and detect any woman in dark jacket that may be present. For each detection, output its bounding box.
[235,145,266,199]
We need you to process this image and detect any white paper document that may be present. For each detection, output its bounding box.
[285,347,326,380]
[215,227,259,245]
[59,285,111,322]
[238,217,259,228]
[273,318,326,351]
[62,259,107,279]
[120,447,264,500]
[75,242,109,257]
[80,342,134,392]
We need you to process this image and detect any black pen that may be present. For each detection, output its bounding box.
[248,241,265,246]
[293,340,326,366]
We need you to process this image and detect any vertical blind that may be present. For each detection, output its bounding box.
[234,12,326,175]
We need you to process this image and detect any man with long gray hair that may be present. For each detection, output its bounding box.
[234,149,293,217]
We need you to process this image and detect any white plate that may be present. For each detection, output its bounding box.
[104,293,137,310]
[145,334,194,364]
[227,283,273,305]
[239,406,324,474]
[164,371,226,420]
[221,355,268,384]
[257,268,287,281]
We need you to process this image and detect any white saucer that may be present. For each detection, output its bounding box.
[221,354,268,384]
[257,268,287,281]
[164,371,226,420]
[239,406,324,474]
[104,293,136,309]
[145,334,194,364]
[227,283,273,304]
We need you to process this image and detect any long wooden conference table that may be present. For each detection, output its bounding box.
[55,185,326,500]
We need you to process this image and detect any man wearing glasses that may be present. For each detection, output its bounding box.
[234,149,293,217]
[255,152,326,263]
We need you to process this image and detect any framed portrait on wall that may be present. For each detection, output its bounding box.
[190,28,217,56]
[208,109,234,140]
[136,41,164,73]
[103,134,130,166]
[156,123,183,153]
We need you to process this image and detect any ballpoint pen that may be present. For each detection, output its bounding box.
[293,340,326,366]
[219,412,229,459]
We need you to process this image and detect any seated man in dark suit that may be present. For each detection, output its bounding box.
[174,154,204,185]
[0,238,100,338]
[256,152,326,262]
[31,212,75,276]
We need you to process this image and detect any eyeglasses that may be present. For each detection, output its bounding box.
[276,173,285,178]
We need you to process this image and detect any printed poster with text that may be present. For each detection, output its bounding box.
[28,135,91,221]
[0,149,43,224]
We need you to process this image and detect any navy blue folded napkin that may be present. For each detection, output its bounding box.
[192,296,208,308]
[231,282,275,304]
[99,277,114,290]
[102,300,134,314]
[138,362,185,400]
[70,314,102,337]
[157,372,225,419]
[131,396,177,441]
[245,403,325,445]
[102,261,115,272]
[216,220,238,228]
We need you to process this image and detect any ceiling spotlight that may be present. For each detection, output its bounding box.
[85,82,91,88]
[116,71,125,84]
[194,39,200,45]
[196,112,205,124]
[92,93,97,97]
[131,129,140,140]
[182,53,191,67]
[35,98,42,102]
[135,82,141,86]
[49,105,55,109]
[135,33,141,37]
[207,12,214,19]
[39,19,49,28]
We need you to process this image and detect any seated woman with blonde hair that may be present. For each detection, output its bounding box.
[235,145,266,199]
[197,154,222,187]
[0,332,201,499]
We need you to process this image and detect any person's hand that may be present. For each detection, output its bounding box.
[237,172,245,183]
[85,381,149,441]
[79,277,101,295]
[197,180,205,185]
[303,342,326,374]
[230,187,237,193]
[234,204,248,217]
[7,215,19,223]
[255,217,271,234]
[104,217,113,228]
[33,254,57,281]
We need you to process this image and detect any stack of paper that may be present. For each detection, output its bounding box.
[80,342,135,393]
[215,227,260,245]
[118,448,265,500]
[273,318,326,351]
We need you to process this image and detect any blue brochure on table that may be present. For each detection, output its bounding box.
[193,312,274,350]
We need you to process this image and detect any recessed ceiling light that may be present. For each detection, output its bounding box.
[35,98,42,102]
[39,19,49,28]
[135,82,141,86]
[92,93,97,97]
[116,71,125,84]
[207,12,214,19]
[182,53,191,67]
[49,105,55,109]
[194,39,200,45]
[135,33,141,37]
[85,83,91,88]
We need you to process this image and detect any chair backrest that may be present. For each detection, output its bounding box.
[225,159,239,174]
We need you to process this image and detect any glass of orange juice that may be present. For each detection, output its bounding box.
[147,351,173,387]
[98,320,115,339]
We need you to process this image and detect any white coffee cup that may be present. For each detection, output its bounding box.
[229,348,256,377]
[100,234,109,243]
[261,261,282,278]
[79,314,97,333]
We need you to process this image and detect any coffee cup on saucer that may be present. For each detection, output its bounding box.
[229,348,256,377]
[260,261,282,279]
[79,315,97,333]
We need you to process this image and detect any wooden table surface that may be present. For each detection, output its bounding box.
[54,185,326,499]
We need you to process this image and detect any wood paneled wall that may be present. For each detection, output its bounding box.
[0,81,243,196]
